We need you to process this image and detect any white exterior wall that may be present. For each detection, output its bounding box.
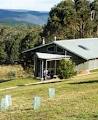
[76,61,89,72]
[76,59,98,72]
[88,59,98,70]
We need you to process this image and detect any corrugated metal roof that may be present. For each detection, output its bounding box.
[36,52,70,60]
[54,38,98,60]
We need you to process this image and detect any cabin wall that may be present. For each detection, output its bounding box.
[76,59,98,72]
[88,59,98,70]
[76,61,89,72]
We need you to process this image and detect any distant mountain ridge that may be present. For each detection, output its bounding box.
[0,9,49,25]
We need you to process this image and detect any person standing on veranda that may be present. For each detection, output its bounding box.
[43,69,48,80]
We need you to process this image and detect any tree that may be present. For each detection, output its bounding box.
[42,0,76,41]
[74,0,82,11]
[0,24,42,65]
[42,0,98,42]
[74,0,93,38]
[90,0,98,37]
[0,40,6,64]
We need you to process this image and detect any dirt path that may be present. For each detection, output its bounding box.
[0,79,62,91]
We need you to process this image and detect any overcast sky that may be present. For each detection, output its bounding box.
[0,0,94,11]
[0,0,62,11]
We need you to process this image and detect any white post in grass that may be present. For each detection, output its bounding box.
[0,98,5,110]
[49,88,55,98]
[0,95,12,111]
[33,96,41,110]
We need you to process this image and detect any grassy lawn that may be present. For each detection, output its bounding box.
[0,78,38,89]
[0,65,38,89]
[0,72,98,120]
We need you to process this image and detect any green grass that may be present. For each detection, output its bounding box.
[0,72,98,120]
[90,69,98,73]
[0,78,38,89]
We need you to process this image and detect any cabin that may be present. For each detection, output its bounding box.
[23,38,98,80]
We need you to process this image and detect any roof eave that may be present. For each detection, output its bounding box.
[22,42,54,53]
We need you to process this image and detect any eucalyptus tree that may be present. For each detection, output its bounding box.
[42,0,98,41]
[42,0,76,41]
[88,0,98,36]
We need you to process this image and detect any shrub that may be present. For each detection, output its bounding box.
[7,71,16,80]
[58,59,76,79]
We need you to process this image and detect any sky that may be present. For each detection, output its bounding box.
[0,0,62,11]
[0,0,94,11]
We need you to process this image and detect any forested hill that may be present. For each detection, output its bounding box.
[0,9,48,25]
[0,24,42,65]
[42,0,98,41]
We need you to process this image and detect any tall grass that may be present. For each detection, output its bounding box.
[0,65,29,80]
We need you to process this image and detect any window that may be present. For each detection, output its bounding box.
[57,47,64,53]
[47,46,55,52]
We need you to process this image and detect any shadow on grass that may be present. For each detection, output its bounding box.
[69,80,98,84]
[93,114,98,118]
[0,79,14,83]
[17,84,25,87]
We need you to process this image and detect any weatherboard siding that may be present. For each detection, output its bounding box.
[88,59,98,70]
[76,59,98,72]
[76,61,89,72]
